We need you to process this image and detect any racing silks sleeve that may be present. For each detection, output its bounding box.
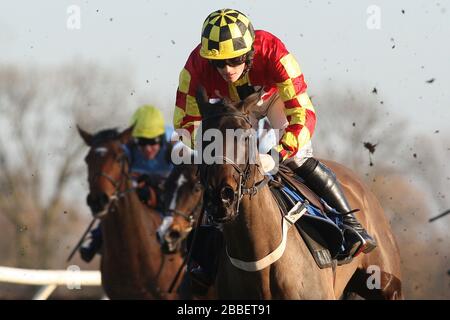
[269,39,316,160]
[174,48,203,148]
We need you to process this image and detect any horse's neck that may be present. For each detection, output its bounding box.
[100,191,178,300]
[223,169,282,260]
[102,191,160,257]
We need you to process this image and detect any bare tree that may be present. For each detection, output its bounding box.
[0,62,134,268]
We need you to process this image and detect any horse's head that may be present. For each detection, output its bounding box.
[78,125,134,218]
[196,88,263,223]
[161,164,203,253]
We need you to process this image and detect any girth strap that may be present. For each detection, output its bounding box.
[226,202,307,272]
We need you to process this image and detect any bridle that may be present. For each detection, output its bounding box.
[88,148,135,218]
[164,204,199,251]
[167,194,202,228]
[200,111,269,222]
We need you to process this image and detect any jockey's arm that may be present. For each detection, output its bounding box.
[270,43,317,161]
[174,48,203,148]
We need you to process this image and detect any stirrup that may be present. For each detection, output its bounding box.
[341,225,364,256]
[341,210,377,255]
[336,255,353,266]
[342,225,376,258]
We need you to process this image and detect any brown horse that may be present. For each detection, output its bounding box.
[161,164,203,253]
[161,163,220,299]
[195,90,403,299]
[77,126,185,299]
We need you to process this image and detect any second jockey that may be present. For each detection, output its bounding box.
[80,105,174,262]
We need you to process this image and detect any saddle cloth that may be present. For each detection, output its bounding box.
[269,165,345,269]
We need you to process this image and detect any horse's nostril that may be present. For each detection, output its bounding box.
[221,186,235,203]
[168,230,181,240]
[86,193,100,209]
[86,193,109,213]
[100,193,109,206]
[86,194,95,207]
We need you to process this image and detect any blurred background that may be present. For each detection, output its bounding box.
[0,0,448,299]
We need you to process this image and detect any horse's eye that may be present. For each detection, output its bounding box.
[194,183,202,193]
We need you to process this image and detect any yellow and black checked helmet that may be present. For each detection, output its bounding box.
[200,8,255,60]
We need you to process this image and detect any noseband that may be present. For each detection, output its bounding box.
[167,199,201,231]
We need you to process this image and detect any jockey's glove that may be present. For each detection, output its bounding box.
[267,147,283,165]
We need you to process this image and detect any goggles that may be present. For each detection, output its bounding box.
[137,136,162,146]
[210,55,247,69]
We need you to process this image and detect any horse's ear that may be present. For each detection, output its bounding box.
[237,89,264,114]
[195,86,210,117]
[77,125,93,146]
[119,125,134,144]
[221,96,235,110]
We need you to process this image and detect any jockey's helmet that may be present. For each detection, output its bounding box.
[131,105,165,143]
[200,8,255,60]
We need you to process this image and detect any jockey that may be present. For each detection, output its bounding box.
[125,104,174,209]
[80,105,174,262]
[173,9,377,281]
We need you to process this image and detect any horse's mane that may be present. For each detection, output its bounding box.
[91,128,120,145]
[201,100,248,131]
[166,164,197,188]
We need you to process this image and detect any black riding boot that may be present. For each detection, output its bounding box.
[79,225,103,263]
[187,225,223,294]
[294,158,377,259]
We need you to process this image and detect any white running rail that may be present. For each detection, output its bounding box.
[0,266,102,300]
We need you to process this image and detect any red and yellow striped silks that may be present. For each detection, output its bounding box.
[174,30,316,158]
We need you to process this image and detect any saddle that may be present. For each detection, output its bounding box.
[269,165,345,269]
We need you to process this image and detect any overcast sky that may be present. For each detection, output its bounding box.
[1,0,449,135]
